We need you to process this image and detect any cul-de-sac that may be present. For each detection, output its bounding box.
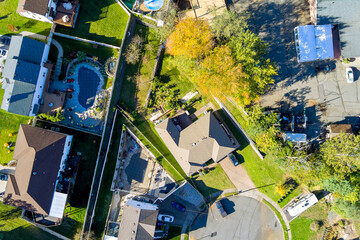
[0,0,359,239]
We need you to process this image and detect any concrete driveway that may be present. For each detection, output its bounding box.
[190,196,284,240]
[219,156,256,191]
[233,0,360,127]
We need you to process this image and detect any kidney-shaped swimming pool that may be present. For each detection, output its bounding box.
[77,65,102,109]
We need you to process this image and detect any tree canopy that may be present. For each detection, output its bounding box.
[166,17,214,59]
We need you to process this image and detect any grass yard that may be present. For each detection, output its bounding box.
[290,199,330,240]
[191,165,235,197]
[0,88,31,165]
[52,35,119,89]
[56,0,129,46]
[215,109,285,202]
[119,23,160,111]
[166,226,182,240]
[0,203,59,240]
[35,120,101,239]
[0,0,51,36]
[91,113,123,238]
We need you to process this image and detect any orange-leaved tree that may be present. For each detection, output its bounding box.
[194,45,246,98]
[166,17,214,59]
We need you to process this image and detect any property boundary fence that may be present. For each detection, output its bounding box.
[81,6,133,239]
[52,32,120,49]
[214,97,264,160]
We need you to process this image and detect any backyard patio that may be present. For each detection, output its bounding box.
[48,57,110,133]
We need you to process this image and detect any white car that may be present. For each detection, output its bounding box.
[346,67,354,83]
[157,214,174,222]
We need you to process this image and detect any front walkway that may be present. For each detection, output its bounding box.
[51,38,64,81]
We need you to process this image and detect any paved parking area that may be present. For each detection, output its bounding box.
[190,196,284,240]
[233,0,360,126]
[157,182,204,226]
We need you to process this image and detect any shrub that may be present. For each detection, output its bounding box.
[342,58,351,64]
[275,183,286,196]
[38,109,64,122]
[124,35,144,65]
[77,51,87,61]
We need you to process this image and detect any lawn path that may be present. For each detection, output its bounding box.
[50,36,64,81]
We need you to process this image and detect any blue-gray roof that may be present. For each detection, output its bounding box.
[6,36,45,64]
[7,81,36,116]
[317,0,360,58]
[1,36,45,116]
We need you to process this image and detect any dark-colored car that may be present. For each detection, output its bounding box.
[215,200,227,218]
[228,153,239,166]
[1,49,7,56]
[315,65,333,73]
[172,201,186,212]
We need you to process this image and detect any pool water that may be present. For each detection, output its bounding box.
[144,0,164,11]
[78,66,100,109]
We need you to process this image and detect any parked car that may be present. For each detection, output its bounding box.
[1,49,7,56]
[158,214,174,223]
[346,67,354,83]
[228,153,238,166]
[1,37,10,45]
[172,201,186,212]
[215,200,227,218]
[315,64,332,73]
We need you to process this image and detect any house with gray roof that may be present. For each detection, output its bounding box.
[1,35,50,116]
[117,199,159,240]
[316,0,360,58]
[155,112,238,176]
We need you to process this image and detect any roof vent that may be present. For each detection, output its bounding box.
[192,143,196,146]
[33,171,37,176]
[132,230,135,234]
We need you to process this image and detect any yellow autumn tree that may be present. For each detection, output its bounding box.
[166,17,214,59]
[194,45,246,98]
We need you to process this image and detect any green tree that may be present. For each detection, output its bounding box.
[320,133,360,177]
[212,8,249,42]
[166,17,214,59]
[333,199,360,219]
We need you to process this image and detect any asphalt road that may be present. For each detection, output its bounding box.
[190,196,284,240]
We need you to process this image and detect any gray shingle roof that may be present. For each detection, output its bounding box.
[1,36,45,116]
[155,113,237,175]
[317,0,360,58]
[118,205,158,240]
[23,0,49,18]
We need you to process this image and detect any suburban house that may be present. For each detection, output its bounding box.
[311,0,359,58]
[1,35,64,116]
[3,124,73,222]
[155,112,238,176]
[294,24,335,62]
[17,0,80,27]
[116,199,159,240]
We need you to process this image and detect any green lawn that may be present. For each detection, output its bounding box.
[166,226,182,240]
[35,120,101,239]
[0,203,59,240]
[0,0,51,36]
[191,165,235,197]
[119,23,160,110]
[0,88,31,165]
[290,200,330,240]
[91,113,124,238]
[52,35,119,88]
[55,0,129,46]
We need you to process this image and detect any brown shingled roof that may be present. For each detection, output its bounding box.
[4,124,68,215]
[23,0,49,15]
